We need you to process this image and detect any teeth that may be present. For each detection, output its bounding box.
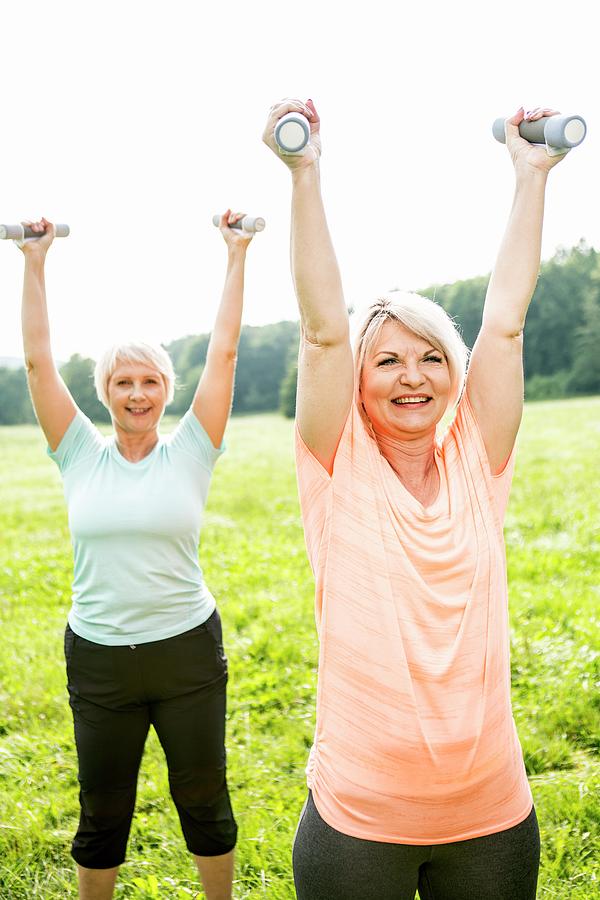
[393,397,429,404]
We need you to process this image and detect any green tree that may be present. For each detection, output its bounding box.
[567,260,600,394]
[279,357,298,418]
[0,368,35,424]
[521,241,595,379]
[60,355,111,423]
[165,321,300,416]
[168,363,203,416]
[233,322,299,413]
[421,275,488,350]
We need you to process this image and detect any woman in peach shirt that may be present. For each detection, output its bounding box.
[263,100,567,900]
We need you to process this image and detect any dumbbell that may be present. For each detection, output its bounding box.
[274,112,310,155]
[0,223,70,240]
[492,115,586,152]
[212,215,265,233]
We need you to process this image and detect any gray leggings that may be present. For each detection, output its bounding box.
[292,791,540,900]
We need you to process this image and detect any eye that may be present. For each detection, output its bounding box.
[378,357,398,366]
[424,355,443,364]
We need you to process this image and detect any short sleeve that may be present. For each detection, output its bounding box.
[168,408,225,471]
[295,424,333,574]
[47,409,105,473]
[447,393,516,525]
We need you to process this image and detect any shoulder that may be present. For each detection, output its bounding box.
[167,408,225,470]
[442,393,516,522]
[296,402,371,483]
[47,408,106,473]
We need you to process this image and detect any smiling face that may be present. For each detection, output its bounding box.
[107,361,168,435]
[359,320,451,439]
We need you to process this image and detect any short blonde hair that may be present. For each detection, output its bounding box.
[94,341,176,409]
[352,292,469,412]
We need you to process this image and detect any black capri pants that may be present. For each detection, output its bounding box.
[64,609,237,869]
[293,790,540,900]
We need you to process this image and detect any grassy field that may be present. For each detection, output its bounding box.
[0,398,598,899]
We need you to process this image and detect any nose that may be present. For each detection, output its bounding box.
[129,383,145,400]
[399,360,425,388]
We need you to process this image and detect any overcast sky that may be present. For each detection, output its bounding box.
[0,0,597,362]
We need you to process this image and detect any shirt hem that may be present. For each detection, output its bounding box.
[309,779,534,846]
[67,601,216,646]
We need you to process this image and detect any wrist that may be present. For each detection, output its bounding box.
[23,252,47,272]
[514,164,550,189]
[291,159,321,187]
[227,245,247,264]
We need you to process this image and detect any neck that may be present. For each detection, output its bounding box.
[375,428,439,504]
[376,427,436,468]
[113,424,160,462]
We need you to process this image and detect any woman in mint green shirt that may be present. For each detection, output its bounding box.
[18,212,253,900]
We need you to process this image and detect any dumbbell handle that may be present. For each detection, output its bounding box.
[492,115,586,149]
[0,223,70,239]
[212,214,265,233]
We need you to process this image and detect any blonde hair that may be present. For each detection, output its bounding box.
[94,341,176,409]
[352,292,469,412]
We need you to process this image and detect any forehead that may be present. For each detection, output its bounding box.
[369,320,434,355]
[110,361,163,380]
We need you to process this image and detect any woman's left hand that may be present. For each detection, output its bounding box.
[505,107,567,175]
[217,210,254,251]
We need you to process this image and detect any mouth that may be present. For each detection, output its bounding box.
[391,395,432,406]
[126,407,151,416]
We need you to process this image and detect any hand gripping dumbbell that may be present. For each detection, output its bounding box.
[274,112,311,155]
[212,215,265,233]
[0,223,70,240]
[492,115,586,155]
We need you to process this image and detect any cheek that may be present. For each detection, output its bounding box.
[359,381,384,421]
[437,372,452,395]
[362,371,388,403]
[147,390,167,411]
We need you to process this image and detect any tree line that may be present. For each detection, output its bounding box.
[1,241,598,426]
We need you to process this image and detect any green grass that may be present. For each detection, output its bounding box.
[0,398,599,898]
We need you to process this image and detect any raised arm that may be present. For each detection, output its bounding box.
[19,218,77,451]
[263,99,353,474]
[191,211,253,448]
[466,108,567,473]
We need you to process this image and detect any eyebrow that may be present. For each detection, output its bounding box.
[373,347,440,357]
[112,372,160,379]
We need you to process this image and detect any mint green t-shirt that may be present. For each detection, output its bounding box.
[48,408,223,645]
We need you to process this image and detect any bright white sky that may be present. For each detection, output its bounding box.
[0,0,597,361]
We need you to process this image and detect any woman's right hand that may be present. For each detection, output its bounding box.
[16,217,55,259]
[262,98,321,171]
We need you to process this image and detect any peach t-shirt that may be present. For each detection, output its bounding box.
[295,392,532,844]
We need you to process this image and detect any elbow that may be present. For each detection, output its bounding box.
[24,350,57,381]
[208,345,238,366]
[24,352,41,376]
[481,314,525,342]
[301,320,350,349]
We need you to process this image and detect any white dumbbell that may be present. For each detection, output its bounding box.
[0,223,70,240]
[274,112,310,155]
[212,215,265,233]
[492,115,586,154]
